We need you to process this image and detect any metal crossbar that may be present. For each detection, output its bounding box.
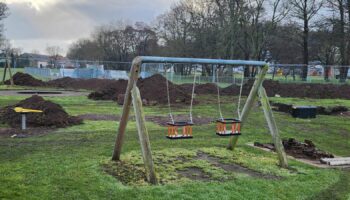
[136,56,266,66]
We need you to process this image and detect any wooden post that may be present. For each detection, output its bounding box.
[259,87,288,168]
[112,57,142,161]
[131,84,158,184]
[7,59,14,86]
[227,64,269,150]
[1,60,8,85]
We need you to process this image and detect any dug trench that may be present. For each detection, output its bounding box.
[271,102,349,116]
[254,138,334,163]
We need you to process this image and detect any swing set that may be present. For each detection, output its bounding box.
[164,64,197,139]
[111,56,288,184]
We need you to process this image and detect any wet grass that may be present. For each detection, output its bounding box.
[0,94,349,199]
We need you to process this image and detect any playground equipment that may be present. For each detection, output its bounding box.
[164,64,197,139]
[14,107,43,130]
[111,56,288,184]
[215,68,244,136]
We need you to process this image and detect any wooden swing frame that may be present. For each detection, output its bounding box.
[111,56,288,184]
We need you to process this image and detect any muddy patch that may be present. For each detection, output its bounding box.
[77,114,119,121]
[76,114,212,125]
[255,138,334,161]
[196,151,281,180]
[146,115,212,126]
[177,167,211,181]
[271,102,349,116]
[0,127,55,138]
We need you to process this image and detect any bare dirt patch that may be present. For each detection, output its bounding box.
[271,102,349,116]
[196,151,281,180]
[145,115,212,126]
[77,114,119,121]
[254,138,334,161]
[0,90,89,97]
[0,127,55,138]
[76,114,212,126]
[177,167,211,181]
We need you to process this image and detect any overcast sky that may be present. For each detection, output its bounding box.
[3,0,178,55]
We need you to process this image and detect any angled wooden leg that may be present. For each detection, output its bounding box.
[259,87,288,168]
[131,85,158,184]
[228,64,269,150]
[112,57,142,161]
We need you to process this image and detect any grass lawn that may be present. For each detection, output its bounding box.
[0,94,349,200]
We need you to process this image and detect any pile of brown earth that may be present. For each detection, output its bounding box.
[254,138,334,160]
[6,72,350,100]
[223,79,350,99]
[181,83,218,95]
[47,77,120,91]
[89,74,193,105]
[0,95,82,128]
[5,72,46,87]
[87,80,128,101]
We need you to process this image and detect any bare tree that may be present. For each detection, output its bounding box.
[0,2,9,46]
[46,45,62,68]
[290,0,324,81]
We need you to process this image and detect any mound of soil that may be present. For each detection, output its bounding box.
[5,72,46,87]
[272,102,349,115]
[89,74,193,105]
[223,79,350,99]
[48,77,120,91]
[0,95,82,128]
[254,138,334,160]
[181,83,218,95]
[88,80,128,101]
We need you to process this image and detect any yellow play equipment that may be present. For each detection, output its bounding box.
[13,107,43,130]
[14,107,43,113]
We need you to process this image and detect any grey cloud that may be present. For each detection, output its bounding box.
[4,0,177,54]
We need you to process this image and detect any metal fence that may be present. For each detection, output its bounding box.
[2,56,350,84]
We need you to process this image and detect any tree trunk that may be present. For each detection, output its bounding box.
[339,2,348,82]
[302,16,309,81]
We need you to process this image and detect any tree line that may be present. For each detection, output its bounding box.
[1,1,349,80]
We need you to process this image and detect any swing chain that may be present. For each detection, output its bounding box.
[164,64,175,124]
[189,64,197,124]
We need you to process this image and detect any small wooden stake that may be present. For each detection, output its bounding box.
[259,87,288,168]
[131,85,158,184]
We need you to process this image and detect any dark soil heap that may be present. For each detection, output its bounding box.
[181,83,218,95]
[88,80,128,101]
[255,138,334,160]
[88,74,193,105]
[5,72,46,87]
[48,77,119,91]
[223,79,350,99]
[0,95,82,128]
